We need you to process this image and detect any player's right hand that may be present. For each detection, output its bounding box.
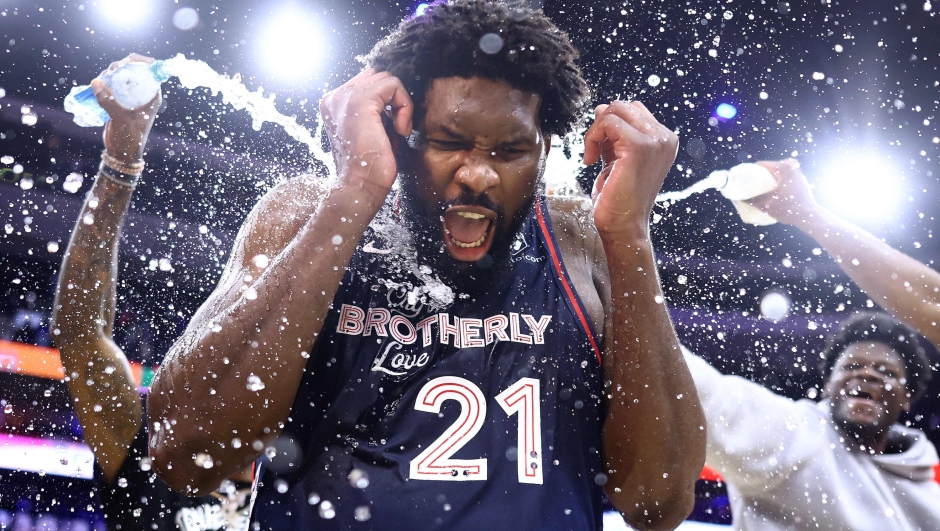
[92,53,162,165]
[319,69,414,204]
[750,158,820,226]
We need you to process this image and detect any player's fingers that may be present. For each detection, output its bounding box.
[604,100,675,145]
[373,76,414,137]
[582,117,606,166]
[92,79,124,116]
[583,113,647,165]
[127,53,156,64]
[350,69,389,89]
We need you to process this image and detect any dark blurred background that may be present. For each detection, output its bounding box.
[0,0,937,527]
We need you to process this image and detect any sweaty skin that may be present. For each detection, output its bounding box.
[751,159,940,349]
[149,74,704,530]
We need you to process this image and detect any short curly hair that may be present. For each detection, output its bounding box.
[362,0,589,138]
[820,312,933,401]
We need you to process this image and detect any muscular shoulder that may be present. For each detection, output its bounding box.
[545,195,609,331]
[240,174,330,258]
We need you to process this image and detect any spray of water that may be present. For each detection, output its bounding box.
[160,54,336,178]
[654,171,728,203]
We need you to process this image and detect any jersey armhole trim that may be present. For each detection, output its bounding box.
[535,197,603,365]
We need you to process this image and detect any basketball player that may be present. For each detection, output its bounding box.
[52,56,252,530]
[149,2,706,529]
[683,158,940,529]
[686,313,939,530]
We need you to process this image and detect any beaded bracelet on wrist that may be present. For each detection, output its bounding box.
[98,161,140,189]
[101,150,145,175]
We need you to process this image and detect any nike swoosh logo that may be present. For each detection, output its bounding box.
[363,242,392,254]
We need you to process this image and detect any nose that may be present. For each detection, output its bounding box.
[853,365,884,382]
[454,151,499,196]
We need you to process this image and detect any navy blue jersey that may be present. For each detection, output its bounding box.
[251,197,607,530]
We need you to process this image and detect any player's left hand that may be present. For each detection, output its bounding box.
[583,101,678,242]
[92,53,162,165]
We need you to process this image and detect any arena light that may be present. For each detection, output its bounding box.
[97,0,153,28]
[256,7,330,83]
[815,154,905,225]
[715,103,738,120]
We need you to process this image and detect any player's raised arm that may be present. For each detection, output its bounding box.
[148,70,414,495]
[51,55,161,484]
[585,102,706,530]
[750,159,940,348]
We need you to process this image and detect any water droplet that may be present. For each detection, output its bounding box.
[194,453,214,469]
[354,506,371,521]
[479,33,504,54]
[647,74,661,87]
[117,477,128,488]
[318,500,336,519]
[275,479,289,493]
[348,468,370,489]
[307,493,321,505]
[139,457,152,471]
[594,473,608,486]
[246,374,265,391]
[63,172,83,193]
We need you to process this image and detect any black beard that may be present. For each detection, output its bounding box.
[396,176,535,297]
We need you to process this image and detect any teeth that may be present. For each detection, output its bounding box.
[453,232,487,248]
[457,212,486,219]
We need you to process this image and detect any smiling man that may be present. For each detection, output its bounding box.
[685,312,940,530]
[148,2,704,530]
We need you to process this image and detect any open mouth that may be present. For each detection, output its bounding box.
[442,207,497,261]
[851,390,875,401]
[843,386,882,409]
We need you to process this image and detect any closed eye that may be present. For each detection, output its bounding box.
[428,139,468,151]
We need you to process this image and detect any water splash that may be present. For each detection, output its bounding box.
[544,133,587,196]
[654,171,728,203]
[160,54,336,178]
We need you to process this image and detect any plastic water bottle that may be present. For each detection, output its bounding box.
[714,163,779,226]
[64,60,172,127]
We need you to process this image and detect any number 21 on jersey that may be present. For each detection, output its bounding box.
[409,376,543,485]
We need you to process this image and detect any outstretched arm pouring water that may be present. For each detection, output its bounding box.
[51,55,160,482]
[750,159,940,348]
[148,70,414,494]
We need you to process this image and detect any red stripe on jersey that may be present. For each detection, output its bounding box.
[535,200,603,365]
